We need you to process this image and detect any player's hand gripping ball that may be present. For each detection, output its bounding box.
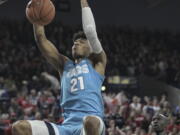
[26,0,55,25]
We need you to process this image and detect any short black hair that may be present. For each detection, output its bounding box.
[73,31,87,41]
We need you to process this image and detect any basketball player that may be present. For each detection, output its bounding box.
[12,0,107,135]
[150,113,169,135]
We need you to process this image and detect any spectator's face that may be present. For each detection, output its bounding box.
[153,98,158,105]
[109,119,115,128]
[138,97,141,103]
[30,89,36,96]
[172,127,178,134]
[35,112,41,120]
[133,96,138,103]
[151,114,168,132]
[140,130,146,135]
[144,96,150,104]
[161,94,166,100]
[72,39,91,59]
[11,98,17,105]
[135,127,141,134]
[163,101,169,108]
[126,130,133,135]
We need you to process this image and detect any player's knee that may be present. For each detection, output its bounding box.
[83,116,100,128]
[12,120,31,135]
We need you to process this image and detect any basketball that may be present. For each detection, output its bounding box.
[26,0,55,26]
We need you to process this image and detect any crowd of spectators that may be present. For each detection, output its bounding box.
[103,92,180,135]
[0,19,180,135]
[0,77,180,135]
[100,26,180,87]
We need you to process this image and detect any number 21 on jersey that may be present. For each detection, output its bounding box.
[70,76,84,92]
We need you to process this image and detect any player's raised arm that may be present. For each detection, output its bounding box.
[80,0,107,76]
[33,24,69,74]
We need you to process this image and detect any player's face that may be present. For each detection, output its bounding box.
[151,114,168,132]
[72,38,91,59]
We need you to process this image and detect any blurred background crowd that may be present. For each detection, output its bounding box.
[0,20,180,135]
[0,20,180,87]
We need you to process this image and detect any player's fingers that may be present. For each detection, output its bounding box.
[0,0,8,5]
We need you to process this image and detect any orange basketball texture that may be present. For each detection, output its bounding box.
[26,0,55,25]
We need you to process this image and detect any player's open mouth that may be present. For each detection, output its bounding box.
[153,124,159,128]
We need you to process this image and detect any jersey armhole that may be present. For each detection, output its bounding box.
[59,60,73,77]
[86,58,105,81]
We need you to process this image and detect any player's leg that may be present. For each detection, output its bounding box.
[12,120,60,135]
[81,115,105,135]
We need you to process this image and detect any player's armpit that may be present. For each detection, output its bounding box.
[89,50,107,75]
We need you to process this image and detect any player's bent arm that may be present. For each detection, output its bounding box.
[33,24,69,73]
